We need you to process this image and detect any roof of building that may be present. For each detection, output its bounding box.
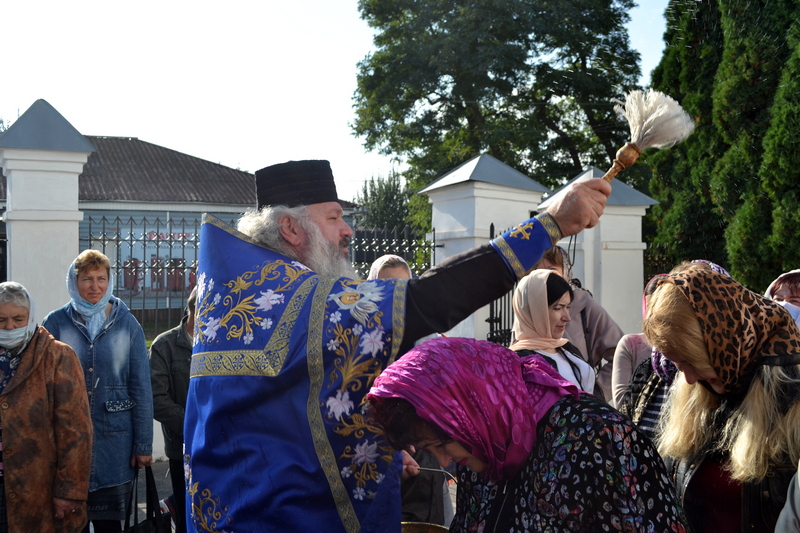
[419,153,552,194]
[0,99,96,153]
[0,130,358,208]
[79,136,256,205]
[538,166,658,208]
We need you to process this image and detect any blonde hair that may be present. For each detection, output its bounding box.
[644,281,800,481]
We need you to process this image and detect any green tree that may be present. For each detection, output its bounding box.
[646,0,727,265]
[353,0,642,230]
[714,0,796,286]
[354,172,410,229]
[730,15,800,290]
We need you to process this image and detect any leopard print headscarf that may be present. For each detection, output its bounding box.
[667,269,800,394]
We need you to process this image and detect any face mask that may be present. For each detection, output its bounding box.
[0,327,30,350]
[778,301,800,325]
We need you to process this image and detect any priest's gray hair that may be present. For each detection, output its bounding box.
[237,205,308,259]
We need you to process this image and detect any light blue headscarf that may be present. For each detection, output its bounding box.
[67,259,115,340]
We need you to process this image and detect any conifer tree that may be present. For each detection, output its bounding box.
[714,0,796,285]
[646,0,727,264]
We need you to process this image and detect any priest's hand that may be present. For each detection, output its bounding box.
[547,178,611,237]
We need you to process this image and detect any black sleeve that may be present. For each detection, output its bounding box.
[401,244,517,349]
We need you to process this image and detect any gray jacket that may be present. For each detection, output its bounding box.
[564,288,624,401]
[149,316,192,460]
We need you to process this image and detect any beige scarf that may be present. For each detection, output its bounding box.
[509,269,569,353]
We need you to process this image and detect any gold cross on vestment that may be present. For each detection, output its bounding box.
[509,221,535,240]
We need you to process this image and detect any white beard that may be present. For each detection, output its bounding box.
[301,221,360,280]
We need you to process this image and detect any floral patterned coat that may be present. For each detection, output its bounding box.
[0,326,92,532]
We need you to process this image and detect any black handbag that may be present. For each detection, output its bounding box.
[123,466,172,533]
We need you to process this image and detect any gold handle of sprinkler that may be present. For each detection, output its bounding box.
[601,142,641,183]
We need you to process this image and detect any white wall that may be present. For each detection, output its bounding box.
[426,182,652,342]
[0,147,86,314]
[562,205,648,335]
[426,181,547,340]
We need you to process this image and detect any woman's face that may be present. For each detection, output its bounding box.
[772,285,800,307]
[548,292,572,339]
[378,265,412,280]
[664,352,726,394]
[418,435,487,473]
[78,266,109,305]
[0,303,28,330]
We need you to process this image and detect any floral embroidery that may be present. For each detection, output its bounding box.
[326,390,354,421]
[195,259,310,347]
[352,440,379,466]
[359,328,385,357]
[318,280,400,498]
[203,317,221,341]
[254,289,284,311]
[186,454,233,533]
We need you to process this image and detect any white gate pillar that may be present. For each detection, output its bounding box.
[0,100,93,323]
[420,155,551,341]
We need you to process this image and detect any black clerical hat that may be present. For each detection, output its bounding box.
[255,160,339,208]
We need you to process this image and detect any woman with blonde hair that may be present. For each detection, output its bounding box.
[643,268,800,532]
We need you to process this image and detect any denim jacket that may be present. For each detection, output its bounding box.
[43,297,153,491]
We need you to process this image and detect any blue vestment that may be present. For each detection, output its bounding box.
[184,212,560,532]
[185,216,407,532]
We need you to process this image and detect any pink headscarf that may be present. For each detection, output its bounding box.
[368,337,579,482]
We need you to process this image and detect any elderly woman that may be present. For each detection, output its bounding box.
[368,337,689,532]
[643,268,800,532]
[0,282,92,532]
[510,270,595,392]
[43,250,153,533]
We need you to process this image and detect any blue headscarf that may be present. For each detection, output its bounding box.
[67,258,115,340]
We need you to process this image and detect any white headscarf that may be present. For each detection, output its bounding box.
[67,259,115,340]
[367,255,412,281]
[0,282,38,350]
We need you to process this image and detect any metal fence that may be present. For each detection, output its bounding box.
[484,228,673,347]
[485,224,516,346]
[350,225,437,278]
[82,215,436,334]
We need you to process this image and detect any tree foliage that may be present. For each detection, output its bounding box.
[354,172,410,229]
[353,0,642,230]
[646,0,727,263]
[645,0,800,290]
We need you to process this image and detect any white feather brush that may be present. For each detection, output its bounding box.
[602,89,695,182]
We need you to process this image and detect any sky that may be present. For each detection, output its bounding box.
[2,0,670,203]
